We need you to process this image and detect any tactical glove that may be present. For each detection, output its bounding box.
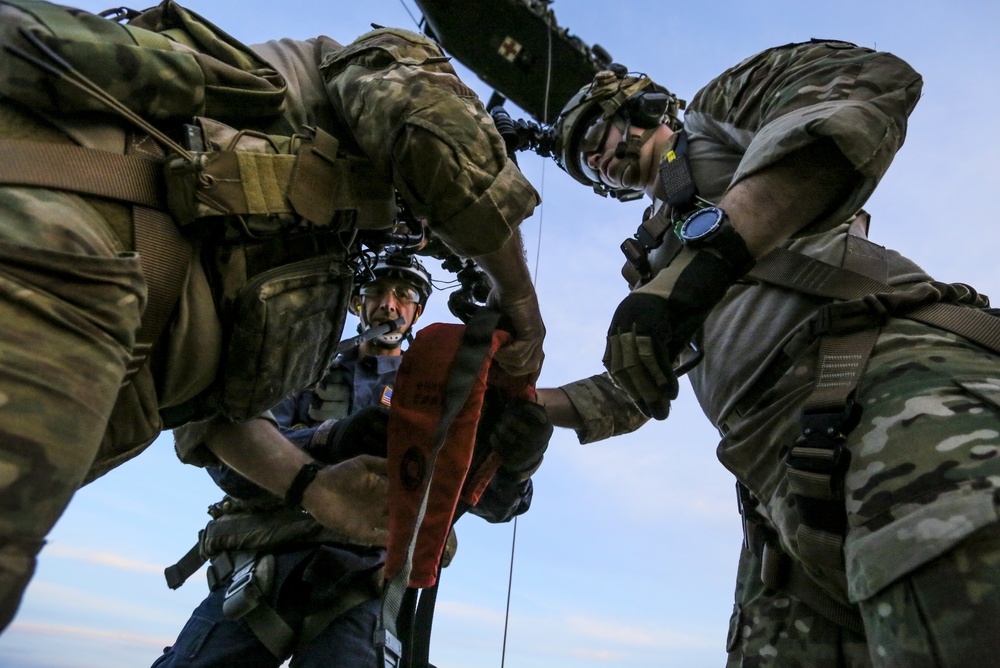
[489,398,553,482]
[604,230,753,420]
[307,404,390,463]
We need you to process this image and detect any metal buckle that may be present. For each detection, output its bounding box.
[374,628,403,668]
[222,557,264,620]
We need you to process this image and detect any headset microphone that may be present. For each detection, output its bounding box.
[614,142,628,159]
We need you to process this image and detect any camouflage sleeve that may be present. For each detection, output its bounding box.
[172,408,282,466]
[318,28,539,258]
[560,373,649,444]
[686,40,923,232]
[172,418,221,468]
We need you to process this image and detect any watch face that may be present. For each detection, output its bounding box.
[682,207,723,240]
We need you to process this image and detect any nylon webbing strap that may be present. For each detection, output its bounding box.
[164,539,206,590]
[749,246,1000,356]
[784,239,886,573]
[807,328,881,412]
[377,309,502,668]
[747,247,888,302]
[0,139,166,208]
[908,302,1000,354]
[783,558,864,635]
[244,600,296,657]
[126,134,192,381]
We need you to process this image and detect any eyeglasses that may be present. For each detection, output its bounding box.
[359,283,421,304]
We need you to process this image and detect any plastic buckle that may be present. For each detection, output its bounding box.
[374,628,403,668]
[735,482,754,551]
[620,238,651,281]
[787,401,861,474]
[207,551,235,591]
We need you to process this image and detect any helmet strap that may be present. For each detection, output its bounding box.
[609,125,657,191]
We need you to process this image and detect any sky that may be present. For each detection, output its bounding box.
[1,1,999,667]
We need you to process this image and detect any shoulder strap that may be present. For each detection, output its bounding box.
[748,246,1000,355]
[125,133,192,381]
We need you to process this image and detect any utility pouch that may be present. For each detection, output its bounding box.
[223,553,274,620]
[200,504,360,558]
[164,117,394,235]
[216,251,352,421]
[0,0,286,122]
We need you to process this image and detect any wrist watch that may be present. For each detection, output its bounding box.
[677,206,729,247]
[676,206,754,272]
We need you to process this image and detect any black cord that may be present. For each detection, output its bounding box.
[500,516,518,668]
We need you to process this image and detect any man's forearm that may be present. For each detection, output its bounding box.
[536,387,584,430]
[474,229,535,303]
[203,418,310,499]
[475,229,545,375]
[724,138,861,257]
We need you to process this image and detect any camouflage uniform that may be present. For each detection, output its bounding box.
[562,40,1000,665]
[0,2,537,631]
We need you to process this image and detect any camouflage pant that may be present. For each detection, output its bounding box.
[728,522,1000,667]
[726,319,1000,666]
[0,183,144,630]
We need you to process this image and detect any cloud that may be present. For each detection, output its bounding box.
[44,544,198,576]
[7,620,170,649]
[565,614,714,650]
[554,438,735,525]
[22,580,183,627]
[435,596,716,662]
[434,599,507,625]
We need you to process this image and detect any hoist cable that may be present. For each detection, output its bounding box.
[501,9,554,668]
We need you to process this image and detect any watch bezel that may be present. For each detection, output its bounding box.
[679,206,727,246]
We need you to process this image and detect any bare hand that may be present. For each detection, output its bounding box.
[300,455,389,546]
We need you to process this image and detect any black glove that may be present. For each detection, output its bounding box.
[604,229,753,420]
[488,398,553,482]
[306,404,390,462]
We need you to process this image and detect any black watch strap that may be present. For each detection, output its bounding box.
[708,221,755,275]
[283,460,326,509]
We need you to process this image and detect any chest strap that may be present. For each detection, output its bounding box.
[0,139,166,208]
[748,246,1000,354]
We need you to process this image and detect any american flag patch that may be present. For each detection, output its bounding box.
[381,386,393,406]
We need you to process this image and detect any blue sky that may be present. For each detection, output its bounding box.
[1,1,998,666]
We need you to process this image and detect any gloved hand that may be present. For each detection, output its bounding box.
[489,398,553,482]
[307,404,390,463]
[490,290,546,377]
[301,454,389,547]
[604,237,753,420]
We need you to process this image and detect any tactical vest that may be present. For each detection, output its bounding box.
[0,0,396,478]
